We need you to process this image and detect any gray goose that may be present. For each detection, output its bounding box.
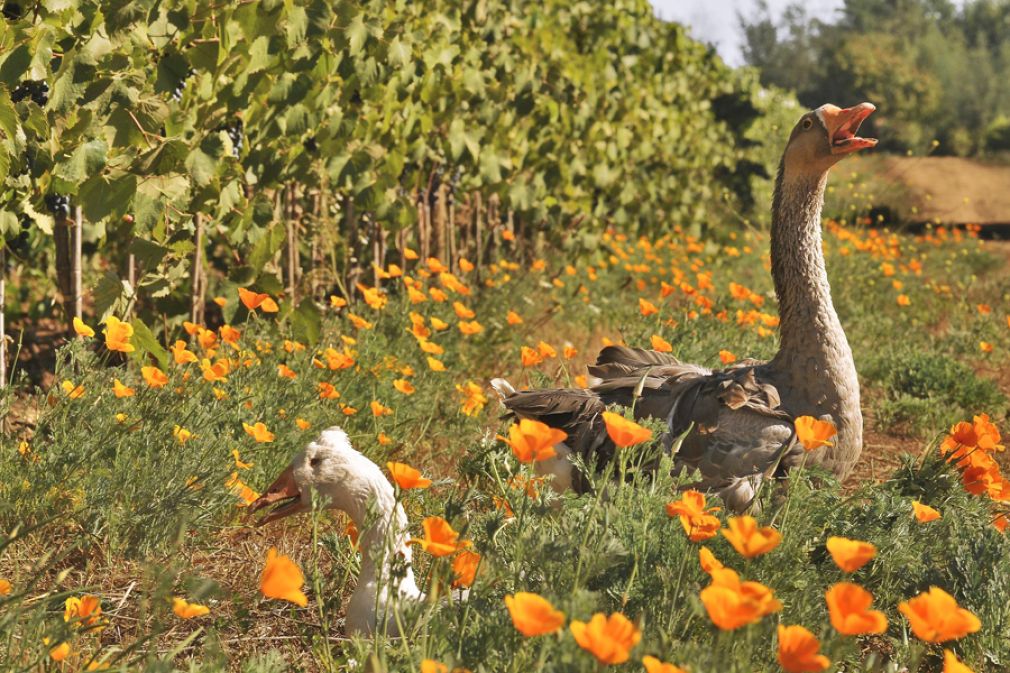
[494,103,875,511]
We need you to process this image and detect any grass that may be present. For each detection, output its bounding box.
[2,215,1010,672]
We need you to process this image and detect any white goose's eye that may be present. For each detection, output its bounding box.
[310,456,323,467]
[802,118,813,130]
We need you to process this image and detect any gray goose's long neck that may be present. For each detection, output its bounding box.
[768,160,859,423]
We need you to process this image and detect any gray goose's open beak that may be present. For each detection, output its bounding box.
[249,465,308,526]
[823,102,878,155]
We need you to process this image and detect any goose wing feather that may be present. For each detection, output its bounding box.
[497,387,615,482]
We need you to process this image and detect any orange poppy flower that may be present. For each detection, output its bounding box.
[347,312,373,330]
[418,338,444,355]
[794,416,837,451]
[110,378,134,398]
[393,379,415,395]
[699,546,724,574]
[719,349,737,365]
[370,400,393,417]
[601,412,652,448]
[639,298,659,317]
[913,500,941,523]
[0,579,10,595]
[650,335,674,353]
[386,461,432,490]
[994,514,1009,534]
[171,340,198,365]
[409,516,469,557]
[45,638,71,662]
[700,568,781,630]
[260,547,307,607]
[506,310,524,325]
[103,316,135,352]
[898,586,981,643]
[141,366,169,388]
[377,432,393,445]
[219,324,241,347]
[73,317,95,337]
[777,624,831,673]
[570,612,641,665]
[453,301,475,319]
[451,550,480,589]
[355,283,388,310]
[61,380,85,399]
[563,345,578,359]
[721,516,781,558]
[404,247,419,260]
[64,594,104,629]
[430,317,449,331]
[973,413,1003,452]
[277,364,297,379]
[456,381,488,417]
[458,320,484,335]
[532,341,555,359]
[520,346,543,367]
[226,472,260,505]
[295,418,311,430]
[318,382,341,400]
[943,649,974,673]
[642,655,688,673]
[427,356,446,371]
[420,661,447,673]
[897,294,911,306]
[498,418,567,464]
[666,490,722,542]
[504,592,566,636]
[172,597,210,619]
[243,422,275,443]
[238,288,279,312]
[824,582,888,635]
[980,341,993,353]
[826,536,876,573]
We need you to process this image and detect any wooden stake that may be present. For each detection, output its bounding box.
[473,191,483,272]
[0,244,6,389]
[190,213,204,324]
[73,205,83,320]
[286,183,297,302]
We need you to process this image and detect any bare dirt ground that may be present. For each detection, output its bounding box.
[859,156,1010,225]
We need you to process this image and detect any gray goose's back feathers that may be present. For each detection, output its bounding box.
[590,346,803,510]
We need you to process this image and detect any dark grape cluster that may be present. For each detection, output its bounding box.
[45,194,70,220]
[5,215,31,257]
[11,80,49,107]
[220,119,243,158]
[2,2,22,20]
[171,68,195,102]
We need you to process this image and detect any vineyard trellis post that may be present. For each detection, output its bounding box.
[73,206,83,321]
[0,244,6,389]
[190,213,204,324]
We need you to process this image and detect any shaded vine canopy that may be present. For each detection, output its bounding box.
[0,0,772,339]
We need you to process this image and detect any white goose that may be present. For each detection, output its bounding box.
[250,427,422,635]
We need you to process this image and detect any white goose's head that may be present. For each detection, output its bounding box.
[251,426,395,527]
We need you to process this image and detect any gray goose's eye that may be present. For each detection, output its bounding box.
[310,456,323,467]
[802,118,813,130]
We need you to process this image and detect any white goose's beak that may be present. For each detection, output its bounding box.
[250,465,308,525]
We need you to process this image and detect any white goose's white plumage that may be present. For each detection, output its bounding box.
[252,427,421,635]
